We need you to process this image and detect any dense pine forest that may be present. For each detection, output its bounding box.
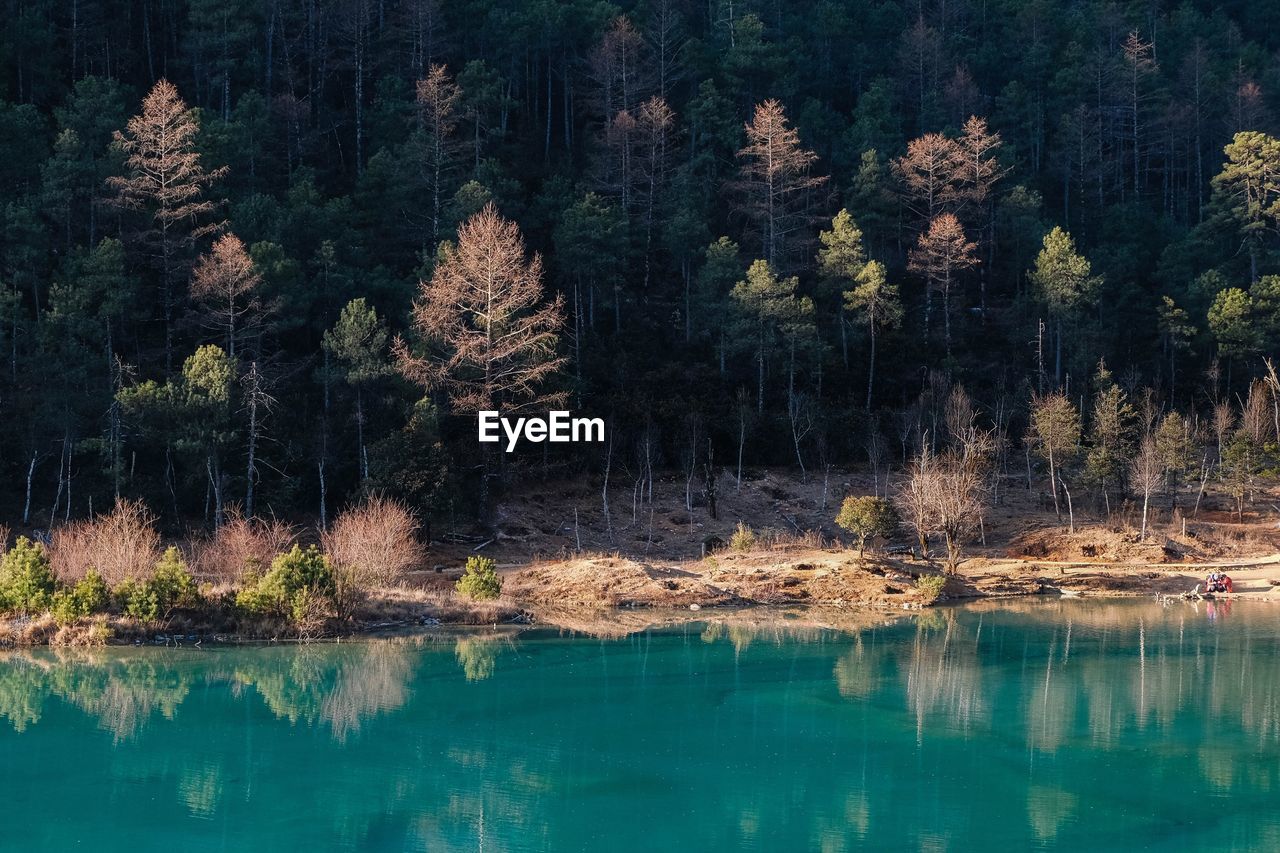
[4,0,1280,534]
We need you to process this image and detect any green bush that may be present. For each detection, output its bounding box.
[116,578,160,622]
[115,549,198,623]
[51,570,110,624]
[455,556,502,601]
[729,522,757,553]
[150,548,197,611]
[835,496,900,558]
[0,537,57,615]
[237,544,335,623]
[916,574,947,605]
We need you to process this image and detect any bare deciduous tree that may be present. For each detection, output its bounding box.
[415,64,462,243]
[190,233,266,359]
[397,204,566,512]
[898,441,939,559]
[1029,392,1081,522]
[932,445,991,573]
[324,495,424,617]
[908,212,977,357]
[893,132,959,224]
[1130,435,1164,540]
[108,79,225,372]
[734,99,827,270]
[191,507,296,582]
[398,203,567,415]
[48,498,161,584]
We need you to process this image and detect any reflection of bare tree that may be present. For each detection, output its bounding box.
[807,788,872,851]
[1197,746,1237,791]
[834,633,882,699]
[1026,785,1076,843]
[903,612,988,741]
[179,764,223,818]
[1024,627,1074,754]
[321,643,414,741]
[48,651,192,742]
[410,744,557,850]
[236,642,414,742]
[700,622,726,644]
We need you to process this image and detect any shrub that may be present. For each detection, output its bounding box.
[323,496,423,585]
[51,570,110,624]
[455,556,502,601]
[238,545,335,624]
[323,496,424,618]
[191,508,297,583]
[0,537,57,615]
[729,522,757,552]
[150,548,198,612]
[115,549,198,623]
[48,498,160,584]
[115,578,159,621]
[916,574,947,605]
[835,496,901,559]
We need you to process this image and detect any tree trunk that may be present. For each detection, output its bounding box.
[943,273,952,361]
[23,452,37,525]
[1047,447,1061,520]
[839,310,848,367]
[1062,479,1075,534]
[245,386,259,518]
[736,415,746,493]
[865,322,876,411]
[1054,317,1062,388]
[318,458,328,531]
[356,387,367,482]
[601,430,613,540]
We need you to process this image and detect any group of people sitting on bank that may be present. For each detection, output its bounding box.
[1201,571,1233,595]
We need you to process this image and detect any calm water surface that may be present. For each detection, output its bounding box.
[2,599,1279,852]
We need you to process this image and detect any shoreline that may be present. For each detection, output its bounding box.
[7,549,1276,647]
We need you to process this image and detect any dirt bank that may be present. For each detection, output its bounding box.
[504,546,1280,616]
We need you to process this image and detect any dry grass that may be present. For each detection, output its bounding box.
[190,508,297,583]
[506,555,740,608]
[0,615,60,647]
[48,498,161,583]
[754,528,832,552]
[322,496,425,587]
[51,618,112,646]
[353,586,519,625]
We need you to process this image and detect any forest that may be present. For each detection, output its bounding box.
[4,0,1280,538]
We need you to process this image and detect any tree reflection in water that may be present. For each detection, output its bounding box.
[0,602,1278,850]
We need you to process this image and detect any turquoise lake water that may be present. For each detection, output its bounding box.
[2,599,1278,851]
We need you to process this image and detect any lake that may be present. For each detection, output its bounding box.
[1,599,1278,851]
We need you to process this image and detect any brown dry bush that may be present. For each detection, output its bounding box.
[48,498,161,584]
[190,508,297,583]
[322,496,424,588]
